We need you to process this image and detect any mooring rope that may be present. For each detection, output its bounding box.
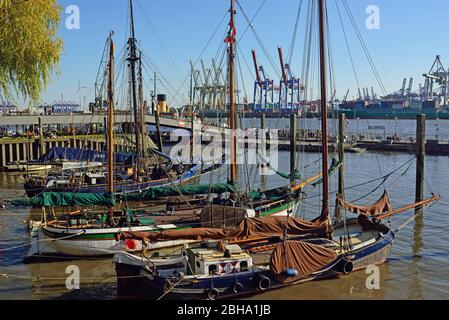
[0,230,86,252]
[157,277,185,301]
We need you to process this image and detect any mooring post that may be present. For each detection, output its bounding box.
[234,111,239,181]
[337,113,346,221]
[191,118,201,165]
[259,114,267,188]
[154,109,163,152]
[260,114,266,159]
[290,114,297,184]
[38,117,45,157]
[415,114,425,215]
[103,116,108,152]
[71,117,76,145]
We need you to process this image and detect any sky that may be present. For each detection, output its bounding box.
[32,0,449,109]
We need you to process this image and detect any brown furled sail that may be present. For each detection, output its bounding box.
[119,228,230,243]
[230,216,329,240]
[337,190,393,217]
[117,216,330,243]
[269,241,338,283]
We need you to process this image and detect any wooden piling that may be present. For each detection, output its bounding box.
[260,114,266,160]
[336,113,346,221]
[8,144,13,162]
[260,114,267,189]
[290,114,297,184]
[154,109,163,152]
[38,117,45,157]
[1,144,5,167]
[260,114,266,131]
[415,114,425,215]
[104,116,108,152]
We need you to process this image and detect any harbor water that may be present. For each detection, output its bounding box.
[1,119,449,300]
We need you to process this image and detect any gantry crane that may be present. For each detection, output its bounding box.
[252,49,275,111]
[423,55,448,105]
[277,47,300,111]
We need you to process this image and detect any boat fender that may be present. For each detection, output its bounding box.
[342,260,354,274]
[233,282,243,294]
[258,275,271,291]
[164,279,173,293]
[284,269,299,277]
[208,287,220,300]
[123,239,137,251]
[335,259,354,274]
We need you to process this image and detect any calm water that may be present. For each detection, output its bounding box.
[238,117,449,141]
[1,119,449,300]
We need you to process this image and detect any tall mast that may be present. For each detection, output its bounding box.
[127,0,142,171]
[138,51,146,158]
[319,0,329,220]
[228,0,237,184]
[107,32,115,199]
[189,70,194,163]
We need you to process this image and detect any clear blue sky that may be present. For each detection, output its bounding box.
[40,0,449,108]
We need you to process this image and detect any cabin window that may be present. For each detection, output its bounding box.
[196,261,201,268]
[240,261,248,272]
[208,264,218,275]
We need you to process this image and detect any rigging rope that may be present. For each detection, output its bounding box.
[235,0,281,79]
[136,0,184,83]
[287,0,304,66]
[334,0,360,92]
[169,11,229,109]
[0,230,86,252]
[335,1,436,195]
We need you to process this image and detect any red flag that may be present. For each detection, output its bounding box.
[225,20,236,44]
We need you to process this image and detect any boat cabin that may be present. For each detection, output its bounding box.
[84,172,107,185]
[185,244,253,276]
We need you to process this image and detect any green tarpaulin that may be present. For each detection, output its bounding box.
[273,169,302,180]
[257,152,302,180]
[11,192,115,208]
[119,183,237,201]
[249,186,290,201]
[10,183,236,207]
[312,158,341,187]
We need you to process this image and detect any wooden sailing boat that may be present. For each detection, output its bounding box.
[113,0,440,300]
[113,0,336,299]
[22,0,206,198]
[17,16,312,258]
[23,34,207,258]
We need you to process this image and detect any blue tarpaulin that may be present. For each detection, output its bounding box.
[38,146,134,164]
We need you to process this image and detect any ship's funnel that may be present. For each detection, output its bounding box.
[157,94,168,113]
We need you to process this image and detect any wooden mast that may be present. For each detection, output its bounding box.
[138,51,146,158]
[318,0,330,220]
[128,0,142,178]
[189,70,194,163]
[107,32,115,209]
[337,113,345,221]
[228,0,237,185]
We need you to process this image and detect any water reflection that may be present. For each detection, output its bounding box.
[1,148,449,299]
[409,212,424,299]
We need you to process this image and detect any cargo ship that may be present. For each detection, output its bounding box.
[337,100,449,120]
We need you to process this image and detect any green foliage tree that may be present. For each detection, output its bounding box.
[0,0,63,102]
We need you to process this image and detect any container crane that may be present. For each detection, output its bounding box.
[406,78,414,98]
[423,55,448,104]
[400,78,407,97]
[252,49,274,111]
[277,46,300,111]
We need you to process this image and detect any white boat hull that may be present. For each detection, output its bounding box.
[4,163,52,172]
[28,200,300,257]
[28,224,198,257]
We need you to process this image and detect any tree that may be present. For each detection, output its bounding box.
[0,0,63,102]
